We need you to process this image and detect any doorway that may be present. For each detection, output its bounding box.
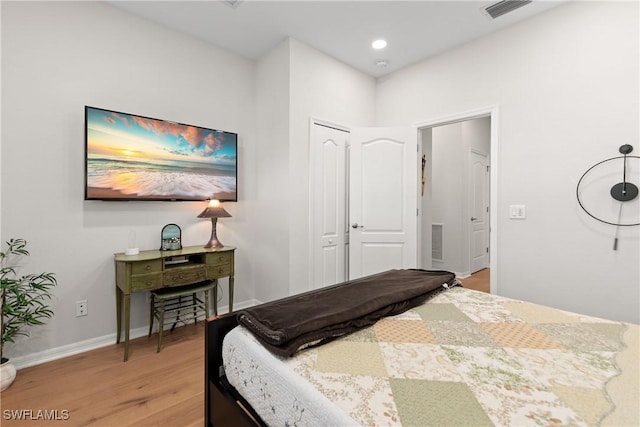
[416,106,497,293]
[309,106,499,294]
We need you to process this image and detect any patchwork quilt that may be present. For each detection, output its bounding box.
[223,287,639,426]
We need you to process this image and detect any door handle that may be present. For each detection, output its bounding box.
[470,217,478,221]
[351,223,364,229]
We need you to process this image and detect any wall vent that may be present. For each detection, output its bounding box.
[432,224,444,262]
[484,0,532,19]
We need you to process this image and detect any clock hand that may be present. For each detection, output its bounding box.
[613,203,623,251]
[619,144,632,194]
[613,145,631,249]
[613,146,630,248]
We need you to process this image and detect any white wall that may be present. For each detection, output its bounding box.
[377,1,640,323]
[431,123,466,273]
[251,38,376,302]
[1,1,256,361]
[253,39,291,302]
[287,39,376,296]
[464,117,491,156]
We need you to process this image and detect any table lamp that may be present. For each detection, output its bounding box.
[197,199,231,248]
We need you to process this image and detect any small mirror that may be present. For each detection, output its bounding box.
[160,224,182,251]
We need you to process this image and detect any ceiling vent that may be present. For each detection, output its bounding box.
[222,0,243,9]
[484,0,532,19]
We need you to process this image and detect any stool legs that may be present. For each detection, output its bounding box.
[204,288,210,318]
[148,293,155,337]
[157,299,165,353]
[150,283,214,353]
[192,293,198,326]
[170,296,181,332]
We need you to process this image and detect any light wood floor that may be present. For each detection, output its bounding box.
[0,324,205,427]
[459,268,490,293]
[1,272,490,426]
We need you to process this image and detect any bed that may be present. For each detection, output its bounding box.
[205,269,639,427]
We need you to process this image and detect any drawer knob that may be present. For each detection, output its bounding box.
[145,265,151,270]
[218,268,223,273]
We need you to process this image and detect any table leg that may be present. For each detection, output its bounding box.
[116,287,123,343]
[124,293,131,362]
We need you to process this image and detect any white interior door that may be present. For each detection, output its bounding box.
[311,123,348,288]
[470,150,489,273]
[349,127,418,279]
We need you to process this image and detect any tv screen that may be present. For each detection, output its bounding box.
[84,106,237,201]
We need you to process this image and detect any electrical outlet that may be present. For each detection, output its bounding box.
[76,300,88,317]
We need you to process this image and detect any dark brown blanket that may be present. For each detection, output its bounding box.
[237,269,456,357]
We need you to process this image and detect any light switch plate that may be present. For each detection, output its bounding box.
[509,205,526,219]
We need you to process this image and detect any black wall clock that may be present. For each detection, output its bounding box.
[576,145,639,249]
[609,144,639,202]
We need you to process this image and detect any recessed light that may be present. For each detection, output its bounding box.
[372,39,387,50]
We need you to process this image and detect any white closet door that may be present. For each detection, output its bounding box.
[310,123,348,288]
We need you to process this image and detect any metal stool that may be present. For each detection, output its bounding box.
[148,280,214,352]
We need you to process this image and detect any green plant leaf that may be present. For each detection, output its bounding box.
[1,239,56,360]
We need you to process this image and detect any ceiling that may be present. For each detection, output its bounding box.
[109,1,566,78]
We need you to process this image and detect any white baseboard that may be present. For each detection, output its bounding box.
[11,299,261,370]
[11,330,139,370]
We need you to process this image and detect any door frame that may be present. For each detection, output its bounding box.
[414,105,499,294]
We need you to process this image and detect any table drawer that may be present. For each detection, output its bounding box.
[164,265,207,287]
[131,273,163,291]
[206,252,233,267]
[207,263,231,279]
[131,260,163,275]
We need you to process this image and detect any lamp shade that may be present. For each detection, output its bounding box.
[197,199,232,219]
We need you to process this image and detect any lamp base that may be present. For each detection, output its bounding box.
[204,217,224,248]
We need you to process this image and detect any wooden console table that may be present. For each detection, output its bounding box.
[114,245,235,361]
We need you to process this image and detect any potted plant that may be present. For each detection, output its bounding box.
[1,238,57,391]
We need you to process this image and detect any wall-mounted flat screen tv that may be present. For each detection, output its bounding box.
[85,106,237,201]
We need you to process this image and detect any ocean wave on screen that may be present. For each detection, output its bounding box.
[88,170,235,197]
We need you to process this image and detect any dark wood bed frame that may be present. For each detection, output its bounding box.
[205,313,267,427]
